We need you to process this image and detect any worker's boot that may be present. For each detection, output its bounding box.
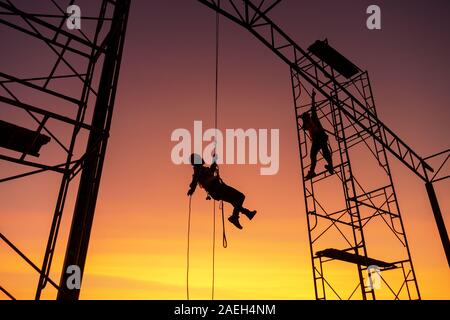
[228,215,243,230]
[325,164,334,175]
[242,209,257,220]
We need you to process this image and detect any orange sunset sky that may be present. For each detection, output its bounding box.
[1,0,449,300]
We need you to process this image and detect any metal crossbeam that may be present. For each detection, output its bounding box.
[0,1,103,54]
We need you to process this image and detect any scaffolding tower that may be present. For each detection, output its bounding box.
[0,0,130,300]
[291,63,420,300]
[198,0,449,300]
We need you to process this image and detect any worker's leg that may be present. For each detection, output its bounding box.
[308,139,320,174]
[223,185,256,220]
[219,184,245,217]
[218,183,257,229]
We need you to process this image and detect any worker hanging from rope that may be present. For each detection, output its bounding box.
[187,153,257,230]
[301,90,334,180]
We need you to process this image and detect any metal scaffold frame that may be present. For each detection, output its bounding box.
[291,67,420,299]
[0,0,131,300]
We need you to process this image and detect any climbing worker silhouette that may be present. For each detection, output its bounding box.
[301,90,334,179]
[187,153,256,230]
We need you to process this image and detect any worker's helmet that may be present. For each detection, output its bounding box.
[190,153,204,166]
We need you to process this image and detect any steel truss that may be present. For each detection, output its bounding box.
[0,0,130,300]
[1,0,447,300]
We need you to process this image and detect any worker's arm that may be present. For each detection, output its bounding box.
[187,169,199,196]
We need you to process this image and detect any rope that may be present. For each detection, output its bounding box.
[212,200,227,300]
[221,200,228,248]
[212,200,216,300]
[211,11,226,301]
[214,11,220,141]
[186,195,192,300]
[211,200,228,300]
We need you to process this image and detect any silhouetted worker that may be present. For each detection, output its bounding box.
[301,90,334,179]
[187,153,256,230]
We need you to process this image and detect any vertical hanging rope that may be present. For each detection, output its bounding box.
[189,11,223,302]
[211,10,220,302]
[186,195,192,300]
[214,11,220,138]
[212,200,216,300]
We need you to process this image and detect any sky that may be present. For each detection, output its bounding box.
[0,0,449,300]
